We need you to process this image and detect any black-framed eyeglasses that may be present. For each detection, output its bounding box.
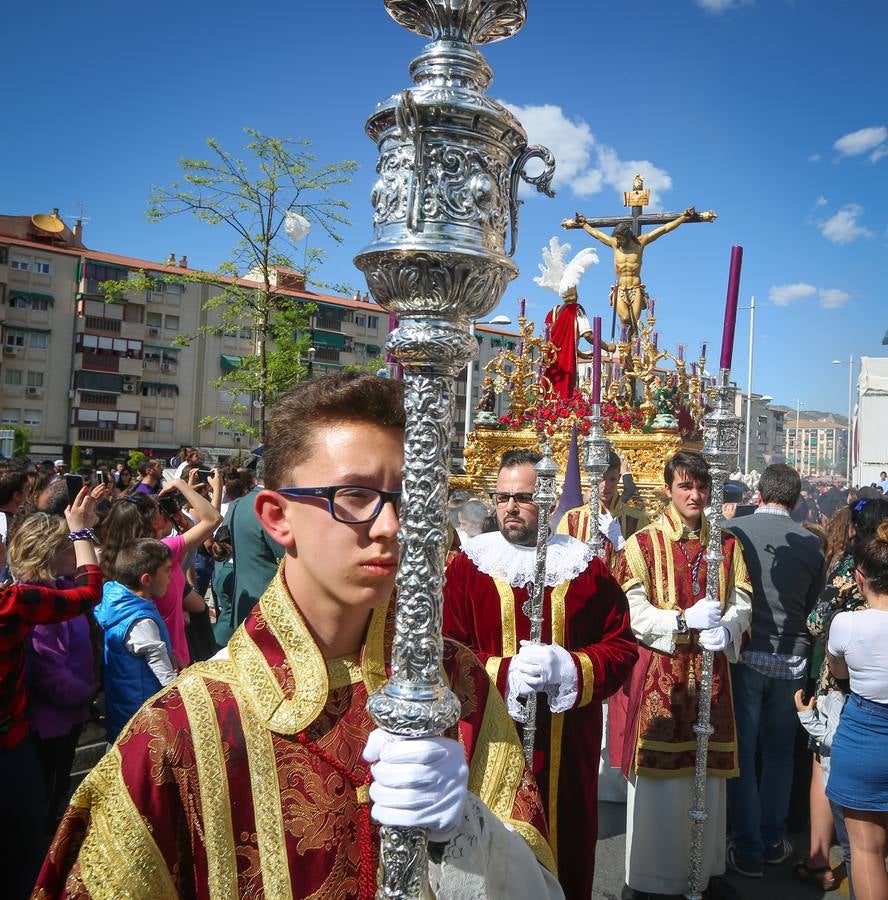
[275,485,402,524]
[490,491,536,506]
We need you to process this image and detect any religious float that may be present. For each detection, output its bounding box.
[451,174,727,516]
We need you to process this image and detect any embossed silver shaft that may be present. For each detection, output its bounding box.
[583,404,612,560]
[687,367,740,900]
[520,441,559,766]
[354,2,555,896]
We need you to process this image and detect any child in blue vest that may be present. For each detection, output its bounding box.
[95,539,176,741]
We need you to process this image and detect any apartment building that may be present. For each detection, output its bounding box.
[784,414,849,479]
[0,210,519,463]
[732,392,786,471]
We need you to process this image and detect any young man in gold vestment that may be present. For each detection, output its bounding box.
[34,374,560,900]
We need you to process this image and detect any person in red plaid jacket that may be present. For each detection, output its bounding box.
[0,486,102,899]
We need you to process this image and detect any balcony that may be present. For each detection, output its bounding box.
[313,347,341,363]
[78,391,117,408]
[315,316,343,332]
[83,315,122,335]
[80,352,119,372]
[77,427,117,443]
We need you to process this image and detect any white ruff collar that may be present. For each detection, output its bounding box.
[462,531,594,588]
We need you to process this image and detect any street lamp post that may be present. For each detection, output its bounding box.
[463,314,511,445]
[832,355,853,485]
[738,296,757,473]
[795,399,802,473]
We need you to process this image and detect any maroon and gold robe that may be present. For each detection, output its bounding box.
[556,497,650,571]
[33,570,553,899]
[613,506,752,778]
[443,540,637,900]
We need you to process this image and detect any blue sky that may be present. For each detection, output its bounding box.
[4,0,886,417]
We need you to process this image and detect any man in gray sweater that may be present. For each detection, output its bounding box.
[724,464,826,878]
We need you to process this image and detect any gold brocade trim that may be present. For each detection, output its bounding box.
[235,687,293,900]
[639,739,737,752]
[492,577,518,656]
[361,600,390,694]
[576,651,595,707]
[485,656,503,683]
[663,530,677,609]
[76,749,177,899]
[621,535,648,594]
[634,765,739,779]
[328,653,363,689]
[468,682,523,823]
[651,528,668,609]
[178,674,239,900]
[507,819,557,875]
[547,712,565,868]
[732,545,752,596]
[547,580,569,869]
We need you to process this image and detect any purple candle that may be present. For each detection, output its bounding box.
[691,362,698,376]
[613,362,622,381]
[720,245,743,370]
[678,343,685,362]
[518,297,526,319]
[592,316,602,405]
[544,323,551,343]
[700,342,707,360]
[652,332,659,349]
[634,338,641,355]
[648,297,656,317]
[517,340,524,356]
[620,324,628,342]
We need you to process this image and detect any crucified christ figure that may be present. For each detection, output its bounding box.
[562,207,716,341]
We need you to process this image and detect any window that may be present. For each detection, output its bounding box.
[238,327,253,341]
[4,369,23,386]
[29,333,48,349]
[10,295,29,310]
[10,255,29,272]
[27,371,44,387]
[354,314,366,327]
[146,311,162,328]
[4,330,25,347]
[367,315,379,329]
[0,247,7,264]
[164,314,179,331]
[156,418,174,434]
[0,409,19,425]
[30,298,49,312]
[124,303,143,323]
[141,417,156,431]
[22,409,41,427]
[33,259,52,275]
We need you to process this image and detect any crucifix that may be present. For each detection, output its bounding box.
[562,174,717,342]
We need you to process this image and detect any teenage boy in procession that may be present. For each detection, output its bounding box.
[615,450,752,900]
[35,373,561,899]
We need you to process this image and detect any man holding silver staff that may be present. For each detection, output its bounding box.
[557,449,650,571]
[444,448,638,900]
[614,450,752,900]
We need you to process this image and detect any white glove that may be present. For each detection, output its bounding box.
[511,640,574,693]
[698,625,731,652]
[363,729,469,842]
[507,659,536,699]
[684,597,721,631]
[599,511,625,551]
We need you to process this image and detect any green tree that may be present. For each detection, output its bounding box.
[70,444,82,471]
[109,130,357,441]
[13,427,31,457]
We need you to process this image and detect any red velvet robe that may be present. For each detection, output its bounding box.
[544,300,591,399]
[443,548,637,900]
[33,570,553,899]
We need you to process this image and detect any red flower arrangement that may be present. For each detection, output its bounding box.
[499,393,646,437]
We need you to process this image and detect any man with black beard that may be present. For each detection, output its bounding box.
[444,449,637,899]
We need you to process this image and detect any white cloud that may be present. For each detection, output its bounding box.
[819,288,851,310]
[769,283,817,306]
[694,0,749,11]
[807,153,822,163]
[814,195,828,207]
[502,101,673,206]
[870,145,888,163]
[819,204,874,244]
[833,126,887,158]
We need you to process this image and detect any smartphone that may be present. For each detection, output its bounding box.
[64,473,84,505]
[197,468,213,485]
[95,471,108,485]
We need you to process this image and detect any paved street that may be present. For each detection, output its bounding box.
[592,800,850,900]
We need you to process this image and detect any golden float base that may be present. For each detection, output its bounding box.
[452,425,700,517]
